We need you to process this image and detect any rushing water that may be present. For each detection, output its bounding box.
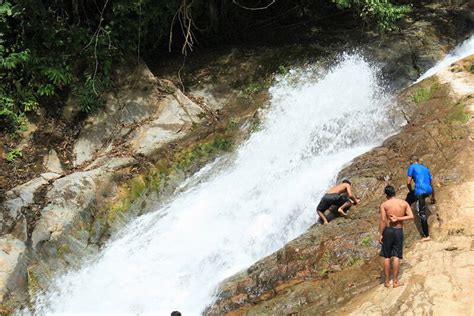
[33,54,399,315]
[416,35,474,83]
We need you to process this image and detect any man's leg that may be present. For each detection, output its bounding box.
[384,258,391,287]
[317,210,329,224]
[417,197,431,241]
[338,201,352,216]
[392,257,404,287]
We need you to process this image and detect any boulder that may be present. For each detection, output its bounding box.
[0,235,26,303]
[2,173,61,230]
[31,157,135,249]
[73,63,204,166]
[43,149,64,174]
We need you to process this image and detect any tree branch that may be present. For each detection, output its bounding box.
[232,0,276,10]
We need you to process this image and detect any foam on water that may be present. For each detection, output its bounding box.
[32,54,398,315]
[416,35,474,83]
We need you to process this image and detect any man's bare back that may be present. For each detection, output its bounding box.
[379,185,414,288]
[380,198,412,229]
[327,183,350,194]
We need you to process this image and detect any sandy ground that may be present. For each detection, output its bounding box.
[336,60,474,316]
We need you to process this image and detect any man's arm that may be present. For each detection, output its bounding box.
[379,204,387,244]
[407,165,414,192]
[389,203,414,222]
[430,172,436,204]
[407,176,413,192]
[346,184,359,205]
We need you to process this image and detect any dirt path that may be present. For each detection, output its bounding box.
[337,59,474,316]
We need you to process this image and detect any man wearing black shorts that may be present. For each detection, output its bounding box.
[379,185,414,288]
[316,180,359,224]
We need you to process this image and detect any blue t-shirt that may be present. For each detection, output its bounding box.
[408,163,433,196]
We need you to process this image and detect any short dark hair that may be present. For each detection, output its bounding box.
[410,155,419,162]
[342,179,351,185]
[384,185,396,197]
[171,312,181,316]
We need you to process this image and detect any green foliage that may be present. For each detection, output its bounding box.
[346,256,363,267]
[0,95,20,131]
[333,0,411,31]
[243,81,270,95]
[413,83,440,104]
[0,0,412,133]
[360,0,411,31]
[130,176,147,200]
[5,148,22,162]
[0,0,118,131]
[446,102,469,124]
[174,135,232,170]
[413,87,430,103]
[42,67,73,87]
[0,50,29,69]
[75,77,109,114]
[360,236,372,247]
[278,64,289,74]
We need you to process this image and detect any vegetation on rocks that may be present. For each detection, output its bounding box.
[0,0,411,132]
[99,121,237,226]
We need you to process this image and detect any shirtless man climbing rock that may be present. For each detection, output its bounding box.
[379,185,414,288]
[316,179,360,224]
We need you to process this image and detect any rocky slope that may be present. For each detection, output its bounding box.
[336,55,474,316]
[205,56,474,315]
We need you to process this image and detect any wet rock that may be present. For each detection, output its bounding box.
[206,57,473,316]
[0,235,26,303]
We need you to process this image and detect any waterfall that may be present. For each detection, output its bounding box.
[33,54,398,315]
[416,35,474,83]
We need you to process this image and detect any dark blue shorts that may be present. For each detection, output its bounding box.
[380,227,404,259]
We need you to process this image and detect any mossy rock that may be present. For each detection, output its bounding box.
[446,102,469,124]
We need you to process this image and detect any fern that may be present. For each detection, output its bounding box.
[0,50,29,69]
[37,84,56,97]
[42,66,73,86]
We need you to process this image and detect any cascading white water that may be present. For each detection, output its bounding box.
[416,35,474,83]
[33,54,399,315]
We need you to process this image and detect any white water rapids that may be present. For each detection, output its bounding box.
[416,35,474,83]
[33,54,397,315]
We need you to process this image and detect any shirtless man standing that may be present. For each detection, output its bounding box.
[316,179,360,224]
[379,185,414,288]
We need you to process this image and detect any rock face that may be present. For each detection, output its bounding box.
[73,63,206,166]
[205,57,473,315]
[2,173,61,240]
[0,235,26,303]
[0,2,472,312]
[366,0,474,90]
[336,55,474,316]
[0,62,215,310]
[43,150,63,174]
[31,157,135,249]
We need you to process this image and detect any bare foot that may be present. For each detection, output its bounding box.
[338,208,347,216]
[393,281,405,288]
[323,221,329,225]
[421,236,431,242]
[384,281,390,288]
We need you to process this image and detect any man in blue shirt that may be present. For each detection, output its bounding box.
[406,155,436,241]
